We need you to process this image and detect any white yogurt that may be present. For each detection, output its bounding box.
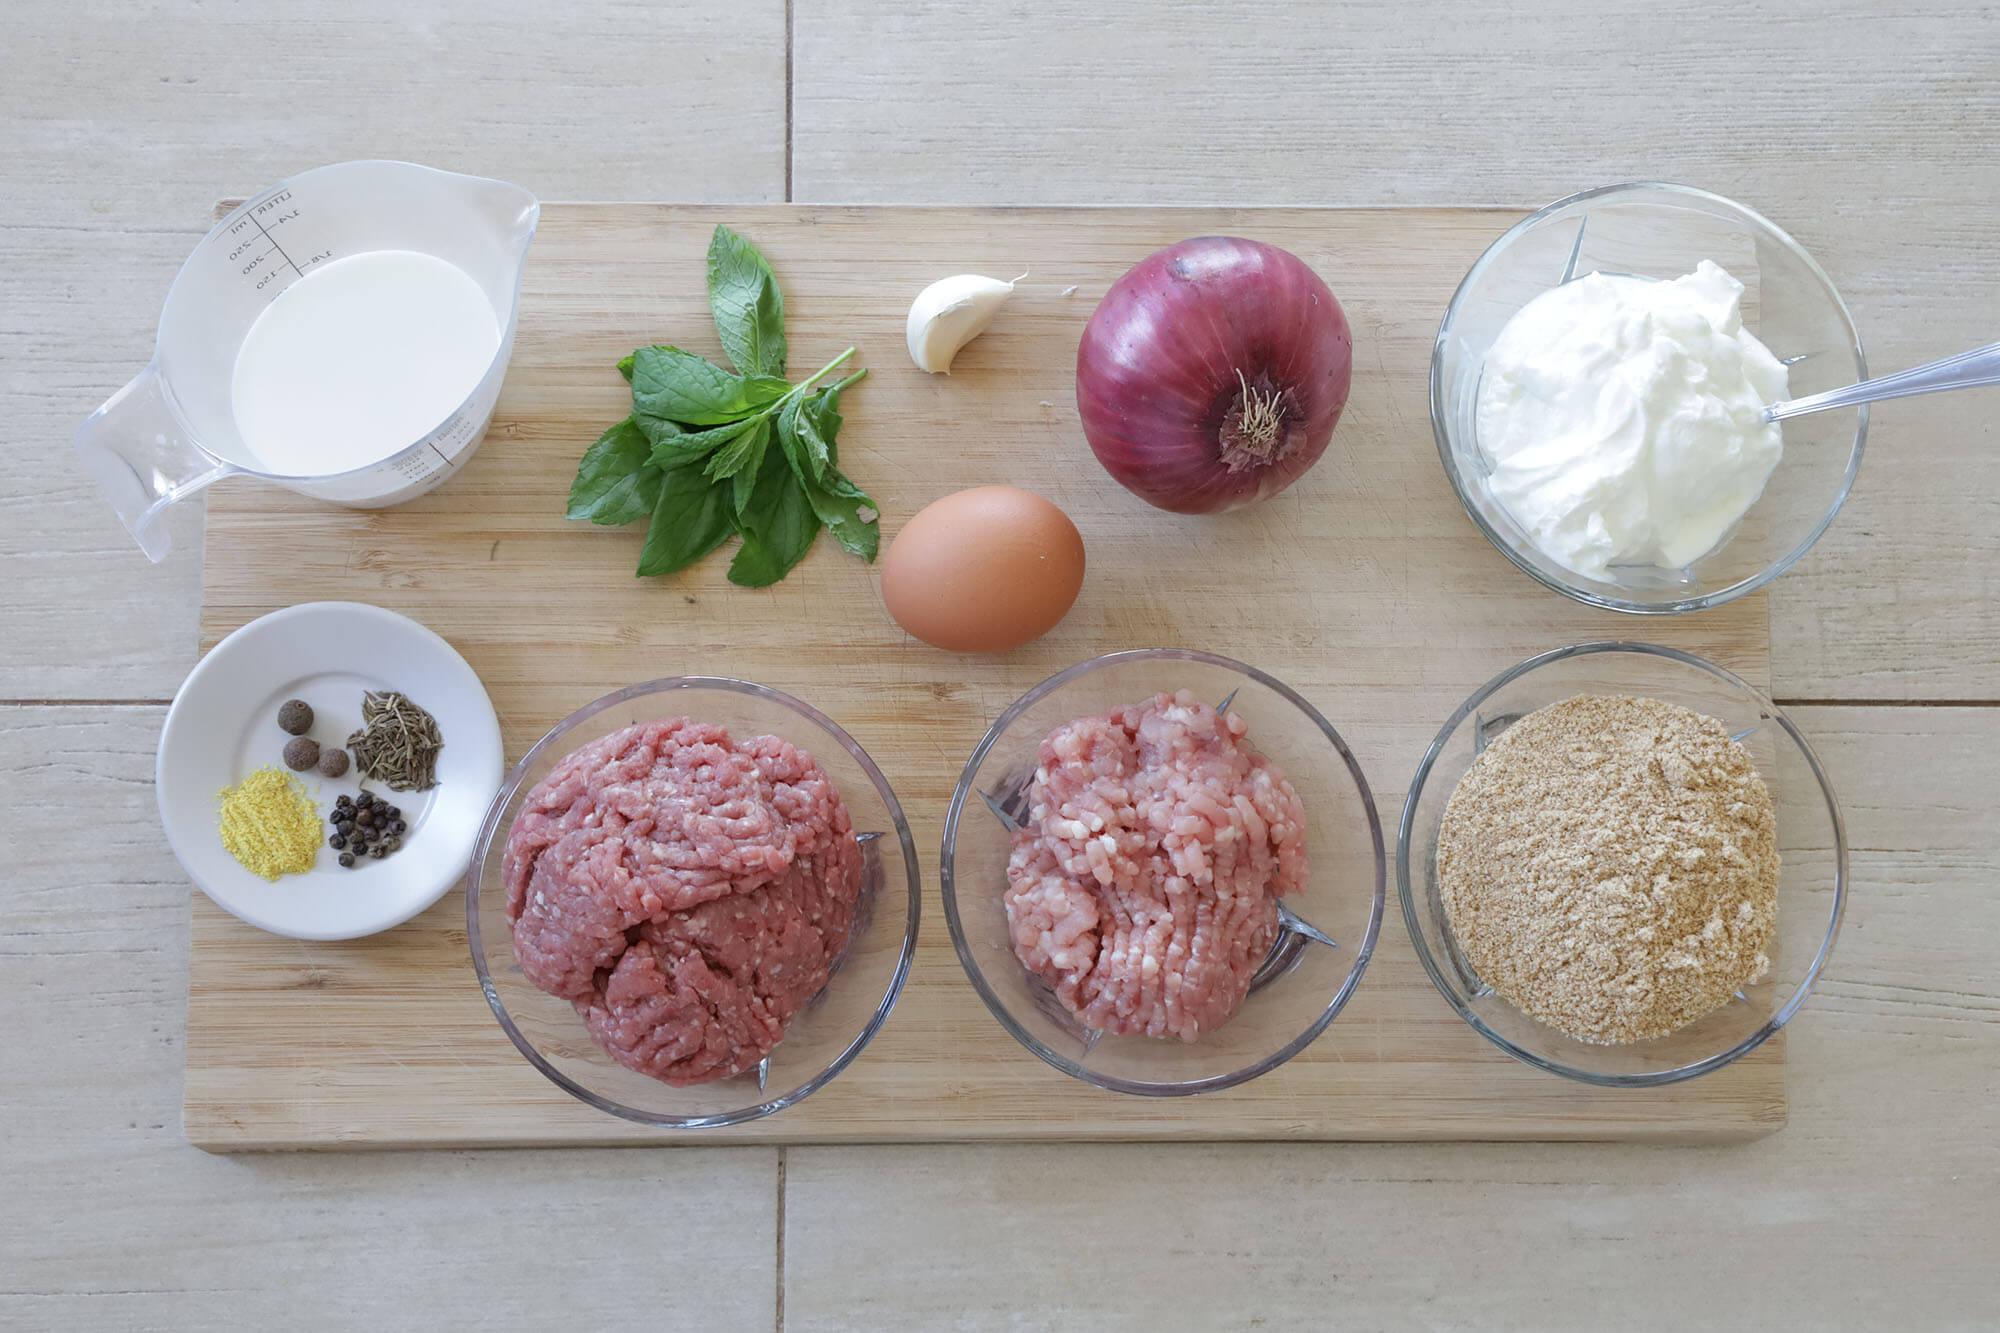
[1474,260,1789,581]
[230,250,500,476]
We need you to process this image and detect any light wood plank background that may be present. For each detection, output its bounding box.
[5,1,1997,1327]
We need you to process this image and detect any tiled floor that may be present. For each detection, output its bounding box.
[6,4,1997,1326]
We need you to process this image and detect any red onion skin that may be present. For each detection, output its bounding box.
[1075,236,1354,514]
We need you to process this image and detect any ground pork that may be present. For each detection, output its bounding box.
[503,718,861,1086]
[1003,689,1307,1041]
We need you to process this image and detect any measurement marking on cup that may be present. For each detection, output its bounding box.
[248,212,303,280]
[230,191,304,289]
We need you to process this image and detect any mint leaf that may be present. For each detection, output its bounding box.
[646,413,761,469]
[778,374,874,558]
[568,418,663,526]
[636,463,734,577]
[732,452,763,516]
[801,465,879,560]
[728,450,821,587]
[776,396,828,486]
[704,415,774,483]
[803,379,847,451]
[618,345,672,383]
[707,225,787,378]
[574,231,871,586]
[630,346,789,425]
[634,412,681,447]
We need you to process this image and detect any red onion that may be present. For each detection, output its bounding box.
[1075,236,1353,514]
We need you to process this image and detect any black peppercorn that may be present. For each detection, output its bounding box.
[337,851,355,868]
[328,833,347,850]
[356,791,375,809]
[277,699,314,735]
[382,837,401,853]
[370,844,388,859]
[384,805,401,821]
[390,819,406,835]
[334,794,353,809]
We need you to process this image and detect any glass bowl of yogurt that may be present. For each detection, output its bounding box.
[1432,183,1866,613]
[941,650,1386,1096]
[466,677,922,1127]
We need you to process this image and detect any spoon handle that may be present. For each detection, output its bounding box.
[1766,340,2000,422]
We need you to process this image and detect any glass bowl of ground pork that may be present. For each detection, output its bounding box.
[1399,642,1847,1086]
[943,649,1386,1095]
[467,677,921,1127]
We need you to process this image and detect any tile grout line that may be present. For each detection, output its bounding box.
[783,0,793,204]
[774,1147,787,1333]
[0,698,174,708]
[4,697,2000,712]
[1772,698,2000,709]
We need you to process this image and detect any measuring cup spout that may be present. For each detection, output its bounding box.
[71,366,234,562]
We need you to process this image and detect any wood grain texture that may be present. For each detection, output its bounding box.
[187,204,1780,1148]
[1,0,787,700]
[0,706,780,1332]
[792,0,2000,700]
[784,704,2000,1330]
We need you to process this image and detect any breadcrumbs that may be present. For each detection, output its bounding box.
[217,766,322,881]
[1437,694,1778,1044]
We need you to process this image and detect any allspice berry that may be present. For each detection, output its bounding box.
[317,747,351,779]
[282,736,321,771]
[277,699,314,735]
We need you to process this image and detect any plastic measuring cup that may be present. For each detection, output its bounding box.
[73,160,540,561]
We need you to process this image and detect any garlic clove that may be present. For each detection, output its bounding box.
[906,272,1023,374]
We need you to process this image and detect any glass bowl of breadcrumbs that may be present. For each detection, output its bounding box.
[1398,642,1847,1086]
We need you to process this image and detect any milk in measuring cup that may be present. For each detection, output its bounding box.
[74,160,539,562]
[230,250,501,476]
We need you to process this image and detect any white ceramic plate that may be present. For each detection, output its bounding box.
[157,601,503,940]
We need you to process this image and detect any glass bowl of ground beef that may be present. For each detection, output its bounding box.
[468,677,921,1127]
[1398,642,1848,1086]
[942,649,1386,1095]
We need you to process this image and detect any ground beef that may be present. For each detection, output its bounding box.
[1003,690,1307,1042]
[503,718,861,1086]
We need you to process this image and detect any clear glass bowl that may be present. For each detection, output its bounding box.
[1432,182,1867,613]
[1398,642,1847,1085]
[941,649,1386,1095]
[466,677,921,1127]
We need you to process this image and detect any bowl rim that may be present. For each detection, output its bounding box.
[1395,640,1849,1086]
[941,648,1387,1096]
[465,675,922,1127]
[1429,180,1869,615]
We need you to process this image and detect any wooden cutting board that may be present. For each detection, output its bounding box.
[186,205,1781,1149]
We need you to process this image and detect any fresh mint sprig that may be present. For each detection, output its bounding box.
[567,225,877,586]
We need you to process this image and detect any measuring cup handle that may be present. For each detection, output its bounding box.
[70,366,233,562]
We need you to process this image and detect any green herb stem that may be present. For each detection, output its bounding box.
[785,347,858,401]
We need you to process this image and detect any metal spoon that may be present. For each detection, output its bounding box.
[1765,340,2000,422]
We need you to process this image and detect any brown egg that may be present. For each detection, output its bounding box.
[881,486,1086,653]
